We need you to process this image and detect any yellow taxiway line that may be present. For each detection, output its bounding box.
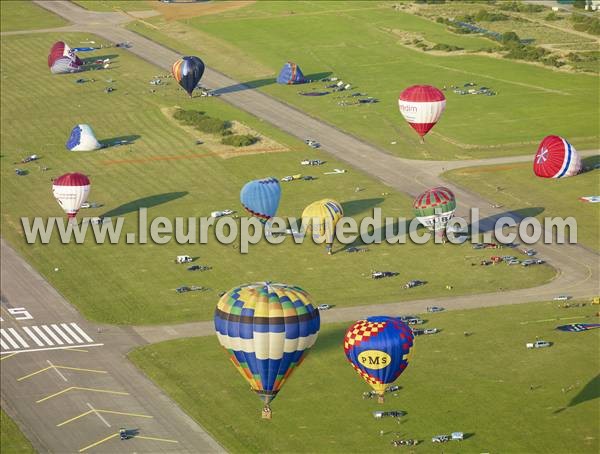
[57,409,153,427]
[36,386,129,403]
[78,433,119,452]
[0,352,18,361]
[19,364,107,382]
[136,435,179,444]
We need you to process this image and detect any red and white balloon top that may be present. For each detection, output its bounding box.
[533,135,581,179]
[398,85,446,139]
[52,172,91,219]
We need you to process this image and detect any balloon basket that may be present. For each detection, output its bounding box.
[261,406,272,420]
[378,396,385,404]
[420,137,425,144]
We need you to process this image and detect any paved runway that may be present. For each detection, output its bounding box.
[1,240,224,454]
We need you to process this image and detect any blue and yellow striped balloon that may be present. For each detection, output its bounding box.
[214,282,320,417]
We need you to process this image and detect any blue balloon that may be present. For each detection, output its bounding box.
[240,177,281,223]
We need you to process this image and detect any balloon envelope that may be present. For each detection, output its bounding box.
[52,172,91,219]
[301,199,343,243]
[214,282,320,408]
[398,85,446,138]
[276,61,306,85]
[66,124,102,151]
[240,177,281,223]
[48,41,83,68]
[50,56,81,74]
[172,56,205,96]
[533,135,582,179]
[413,186,456,231]
[344,316,414,396]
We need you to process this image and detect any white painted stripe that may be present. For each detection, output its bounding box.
[70,323,94,343]
[32,326,54,346]
[0,337,8,350]
[87,402,111,427]
[60,323,82,343]
[1,329,20,349]
[23,327,44,347]
[8,328,29,348]
[48,360,68,382]
[42,325,64,345]
[51,324,74,344]
[0,343,104,355]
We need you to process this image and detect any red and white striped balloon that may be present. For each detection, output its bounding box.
[398,85,446,142]
[533,135,582,179]
[52,173,91,220]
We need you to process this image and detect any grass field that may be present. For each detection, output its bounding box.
[72,0,155,13]
[127,0,599,160]
[129,300,600,453]
[443,156,600,252]
[0,32,554,325]
[0,409,34,454]
[0,0,68,32]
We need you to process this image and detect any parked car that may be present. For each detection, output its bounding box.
[526,340,551,349]
[371,271,398,279]
[210,209,234,218]
[15,168,26,176]
[301,159,325,166]
[405,317,424,325]
[281,174,302,182]
[484,243,499,249]
[373,410,406,419]
[451,432,464,441]
[302,175,316,181]
[427,306,444,313]
[480,260,492,266]
[490,256,502,264]
[317,304,331,311]
[507,259,520,265]
[187,265,211,271]
[405,280,425,289]
[535,259,545,264]
[521,259,535,267]
[432,435,450,443]
[176,255,193,264]
[21,154,39,163]
[176,286,191,293]
[423,328,439,335]
[553,295,571,301]
[472,243,485,250]
[522,248,537,256]
[305,139,320,148]
[502,256,517,262]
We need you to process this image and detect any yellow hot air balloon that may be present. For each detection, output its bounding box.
[302,199,343,255]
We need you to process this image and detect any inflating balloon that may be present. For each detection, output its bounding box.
[302,199,343,255]
[398,85,446,143]
[214,282,320,419]
[533,135,582,179]
[276,62,306,85]
[66,124,102,151]
[52,172,91,221]
[240,177,281,223]
[172,56,205,97]
[344,316,414,403]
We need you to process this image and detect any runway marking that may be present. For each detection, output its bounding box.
[48,360,68,382]
[1,323,100,354]
[19,364,107,381]
[51,324,74,344]
[0,352,18,361]
[136,435,179,444]
[87,402,111,428]
[36,386,129,403]
[1,329,20,349]
[22,327,44,346]
[8,328,29,348]
[57,408,152,427]
[31,326,53,345]
[1,343,103,355]
[78,433,119,453]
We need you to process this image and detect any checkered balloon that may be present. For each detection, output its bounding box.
[343,316,414,396]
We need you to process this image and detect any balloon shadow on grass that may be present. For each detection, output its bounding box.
[100,135,141,148]
[211,71,333,95]
[342,198,384,217]
[81,54,119,65]
[474,207,545,233]
[581,155,600,173]
[101,192,188,218]
[311,325,347,353]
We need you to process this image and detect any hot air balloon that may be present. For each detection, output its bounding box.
[240,177,281,223]
[52,172,91,221]
[50,56,82,74]
[398,85,446,143]
[344,316,414,403]
[48,41,83,69]
[301,199,343,255]
[172,56,205,97]
[533,135,582,179]
[66,124,102,151]
[214,282,320,419]
[276,62,306,85]
[413,186,456,232]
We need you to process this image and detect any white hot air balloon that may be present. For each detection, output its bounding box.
[52,172,91,222]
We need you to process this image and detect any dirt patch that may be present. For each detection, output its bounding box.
[152,1,254,21]
[160,106,289,159]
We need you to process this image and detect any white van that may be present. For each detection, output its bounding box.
[176,255,193,264]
